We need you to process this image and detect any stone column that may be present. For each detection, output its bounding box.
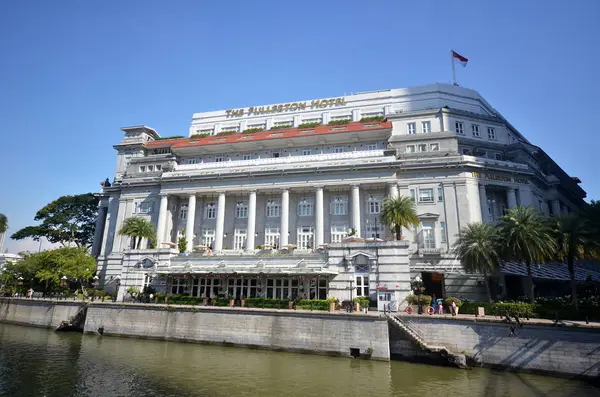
[551,200,561,216]
[507,188,517,209]
[388,183,399,199]
[280,189,289,247]
[315,187,324,248]
[441,109,450,132]
[156,193,169,245]
[185,194,196,252]
[479,184,489,223]
[214,192,226,251]
[351,185,361,237]
[112,198,128,252]
[518,186,534,208]
[246,191,257,251]
[91,206,108,256]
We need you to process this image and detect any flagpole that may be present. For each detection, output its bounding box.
[451,49,457,86]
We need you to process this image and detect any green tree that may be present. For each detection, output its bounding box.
[584,200,600,241]
[551,213,599,310]
[453,223,501,301]
[498,206,556,303]
[380,196,420,240]
[178,230,187,253]
[0,213,7,234]
[118,217,156,249]
[11,193,99,248]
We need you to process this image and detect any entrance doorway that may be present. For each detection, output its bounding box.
[422,272,444,299]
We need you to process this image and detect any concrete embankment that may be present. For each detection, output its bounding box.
[389,314,600,379]
[0,298,85,329]
[83,302,390,360]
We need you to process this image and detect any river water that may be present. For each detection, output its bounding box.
[0,323,597,397]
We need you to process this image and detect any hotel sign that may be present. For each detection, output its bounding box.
[226,97,347,117]
[472,172,528,184]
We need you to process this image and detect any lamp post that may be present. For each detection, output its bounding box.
[414,275,424,314]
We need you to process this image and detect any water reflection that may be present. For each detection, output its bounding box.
[0,323,597,397]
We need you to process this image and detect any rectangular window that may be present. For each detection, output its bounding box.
[455,122,464,134]
[440,222,447,243]
[139,166,146,172]
[171,278,186,295]
[366,223,383,239]
[242,154,253,160]
[421,221,436,249]
[156,164,162,171]
[417,144,427,152]
[409,189,416,202]
[186,158,198,165]
[487,127,496,140]
[462,148,472,155]
[407,123,416,135]
[366,143,377,150]
[272,152,280,158]
[430,143,440,151]
[264,227,280,248]
[330,225,348,243]
[438,186,444,202]
[266,199,281,217]
[136,202,153,214]
[495,153,503,160]
[367,195,383,214]
[202,229,215,248]
[356,276,369,297]
[472,124,480,137]
[302,149,312,156]
[147,165,154,172]
[333,146,345,153]
[215,156,224,163]
[298,197,314,217]
[422,121,431,133]
[330,195,348,216]
[179,203,188,220]
[204,202,216,219]
[236,201,248,218]
[413,225,419,243]
[221,126,239,133]
[273,120,293,128]
[418,188,434,203]
[233,229,247,250]
[297,226,314,249]
[406,145,416,153]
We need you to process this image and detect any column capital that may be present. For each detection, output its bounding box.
[159,192,169,198]
[187,193,197,198]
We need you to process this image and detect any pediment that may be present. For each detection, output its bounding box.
[348,251,377,260]
[417,212,440,219]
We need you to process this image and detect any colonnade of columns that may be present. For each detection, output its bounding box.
[152,183,398,252]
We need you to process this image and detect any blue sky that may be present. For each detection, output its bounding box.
[1,0,599,253]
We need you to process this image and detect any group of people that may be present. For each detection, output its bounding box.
[429,294,459,316]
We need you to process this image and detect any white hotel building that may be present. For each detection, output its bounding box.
[93,84,587,307]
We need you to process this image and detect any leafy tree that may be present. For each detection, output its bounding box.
[584,200,600,241]
[497,206,556,303]
[380,196,420,240]
[178,230,187,253]
[453,223,501,301]
[11,193,99,248]
[118,217,156,249]
[551,213,599,310]
[0,213,7,234]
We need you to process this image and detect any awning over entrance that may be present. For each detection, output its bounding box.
[500,261,600,282]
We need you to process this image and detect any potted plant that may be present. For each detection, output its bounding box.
[327,296,339,312]
[203,296,209,306]
[178,230,187,256]
[229,295,235,307]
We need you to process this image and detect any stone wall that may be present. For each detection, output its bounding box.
[84,303,390,360]
[0,298,85,329]
[390,315,600,379]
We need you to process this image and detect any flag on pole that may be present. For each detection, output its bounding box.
[452,50,468,67]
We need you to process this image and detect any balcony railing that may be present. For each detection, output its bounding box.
[174,150,386,171]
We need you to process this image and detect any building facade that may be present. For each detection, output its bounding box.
[93,84,586,307]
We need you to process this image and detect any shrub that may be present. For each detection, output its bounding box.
[244,298,290,309]
[360,116,384,122]
[242,128,264,134]
[353,296,370,308]
[444,297,463,308]
[270,124,292,130]
[328,119,351,126]
[212,297,230,307]
[155,135,185,141]
[190,133,210,139]
[298,122,321,128]
[406,295,433,306]
[217,130,237,136]
[297,299,329,311]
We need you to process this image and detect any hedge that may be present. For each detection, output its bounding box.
[296,299,329,311]
[360,116,384,122]
[242,128,264,134]
[406,295,432,306]
[155,135,185,141]
[298,122,321,128]
[190,133,210,139]
[244,298,290,309]
[460,302,600,321]
[328,119,351,126]
[216,130,237,136]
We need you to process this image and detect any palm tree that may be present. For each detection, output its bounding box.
[380,196,420,240]
[551,213,599,311]
[453,223,501,301]
[118,217,156,249]
[0,213,7,252]
[497,206,556,304]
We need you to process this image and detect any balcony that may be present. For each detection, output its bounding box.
[167,150,393,176]
[464,155,529,171]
